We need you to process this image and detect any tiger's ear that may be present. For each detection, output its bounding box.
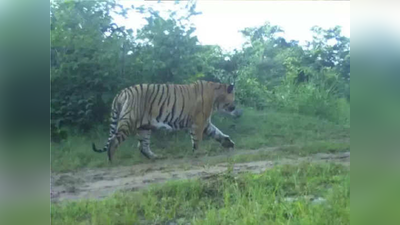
[227,83,234,93]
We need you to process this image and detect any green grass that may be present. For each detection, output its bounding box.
[223,141,350,165]
[51,108,350,172]
[51,163,350,225]
[279,141,350,156]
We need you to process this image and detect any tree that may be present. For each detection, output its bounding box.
[51,0,134,136]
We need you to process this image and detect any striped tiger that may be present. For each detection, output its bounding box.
[92,80,239,162]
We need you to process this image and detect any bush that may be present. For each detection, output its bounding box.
[272,79,350,124]
[235,75,271,110]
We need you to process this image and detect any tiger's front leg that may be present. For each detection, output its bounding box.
[204,122,235,149]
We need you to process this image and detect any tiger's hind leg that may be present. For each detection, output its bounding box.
[137,129,159,159]
[190,124,205,153]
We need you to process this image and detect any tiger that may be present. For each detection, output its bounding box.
[92,80,240,162]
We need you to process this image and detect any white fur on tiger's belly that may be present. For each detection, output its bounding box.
[151,120,174,131]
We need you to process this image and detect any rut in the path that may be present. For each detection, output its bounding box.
[51,148,350,202]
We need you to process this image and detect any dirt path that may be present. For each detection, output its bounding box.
[51,147,350,202]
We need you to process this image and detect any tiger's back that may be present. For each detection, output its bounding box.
[117,83,203,131]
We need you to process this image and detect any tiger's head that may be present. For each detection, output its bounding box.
[214,83,242,118]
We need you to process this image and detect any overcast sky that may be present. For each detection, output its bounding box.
[114,1,350,52]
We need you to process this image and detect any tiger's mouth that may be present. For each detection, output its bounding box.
[222,103,236,112]
[227,105,236,112]
[230,108,243,118]
[221,104,242,118]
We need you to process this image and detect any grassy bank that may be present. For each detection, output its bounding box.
[51,108,349,172]
[51,162,350,225]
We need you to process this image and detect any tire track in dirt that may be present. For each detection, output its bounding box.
[51,147,350,202]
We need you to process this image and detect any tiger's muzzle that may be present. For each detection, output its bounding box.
[222,103,243,118]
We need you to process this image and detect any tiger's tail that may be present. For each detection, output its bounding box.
[92,96,121,156]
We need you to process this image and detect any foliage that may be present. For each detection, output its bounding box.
[50,1,350,141]
[233,23,350,114]
[272,78,350,123]
[51,0,132,134]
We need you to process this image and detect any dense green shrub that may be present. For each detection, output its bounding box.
[273,80,350,124]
